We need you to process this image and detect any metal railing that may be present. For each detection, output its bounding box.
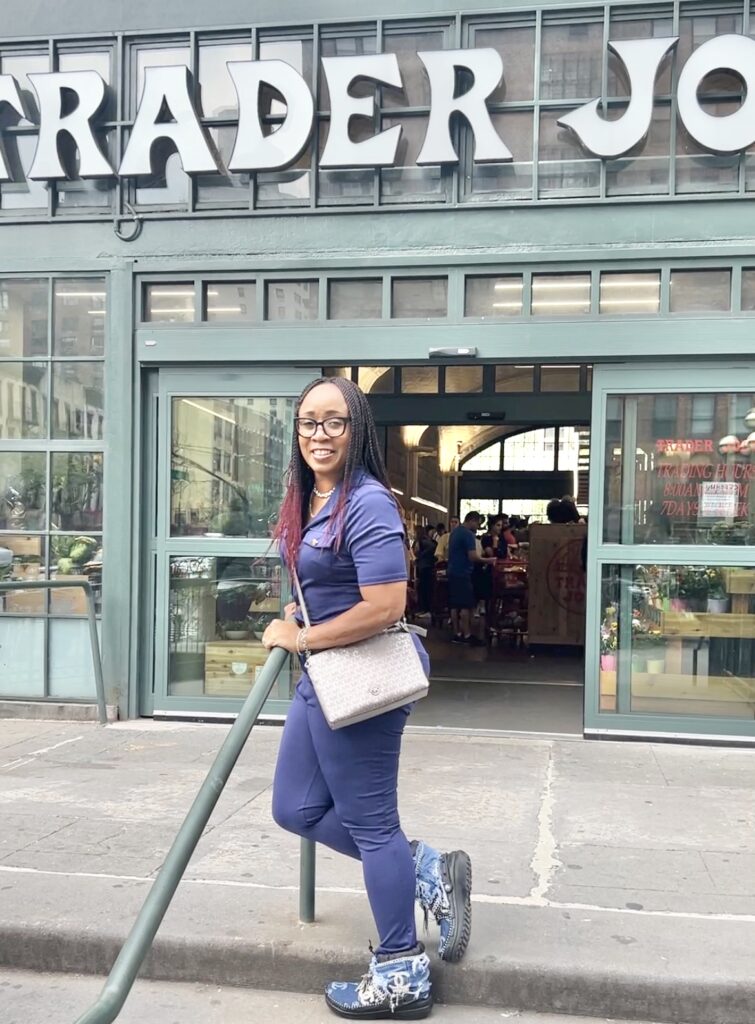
[0,579,107,725]
[70,644,316,1024]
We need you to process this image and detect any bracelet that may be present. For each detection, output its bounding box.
[296,627,311,659]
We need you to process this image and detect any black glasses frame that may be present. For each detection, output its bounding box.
[295,416,352,438]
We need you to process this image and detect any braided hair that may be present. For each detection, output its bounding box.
[273,376,396,573]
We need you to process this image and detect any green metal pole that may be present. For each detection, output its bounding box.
[299,838,316,924]
[83,582,108,726]
[74,645,289,1024]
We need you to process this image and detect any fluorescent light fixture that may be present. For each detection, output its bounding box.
[492,302,523,310]
[532,300,591,309]
[87,310,106,315]
[493,281,524,291]
[148,290,195,297]
[532,280,590,291]
[181,399,235,425]
[600,280,660,289]
[207,307,243,314]
[149,308,194,315]
[391,487,404,496]
[55,291,106,298]
[600,299,660,308]
[410,495,447,512]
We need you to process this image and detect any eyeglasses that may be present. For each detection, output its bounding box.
[295,416,351,438]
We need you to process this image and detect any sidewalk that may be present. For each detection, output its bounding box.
[0,717,753,1023]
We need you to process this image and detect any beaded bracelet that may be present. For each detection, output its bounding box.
[296,626,311,659]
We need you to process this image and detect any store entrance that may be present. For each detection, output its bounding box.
[357,361,593,734]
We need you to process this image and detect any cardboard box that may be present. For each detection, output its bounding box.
[50,577,89,614]
[204,640,269,698]
[3,589,45,614]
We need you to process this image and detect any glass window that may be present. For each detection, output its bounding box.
[328,279,382,320]
[54,279,106,355]
[322,366,352,380]
[50,534,103,614]
[380,116,446,202]
[382,31,444,108]
[0,534,46,616]
[265,281,318,321]
[0,280,48,357]
[0,54,49,212]
[357,367,394,394]
[392,278,447,319]
[676,101,740,195]
[205,282,256,322]
[463,442,501,471]
[605,104,671,198]
[504,428,557,471]
[50,453,103,532]
[317,120,376,204]
[468,112,534,201]
[0,452,45,530]
[170,395,295,537]
[473,25,535,102]
[445,365,483,394]
[540,365,581,392]
[742,269,755,311]
[607,16,674,95]
[531,274,591,316]
[670,270,731,313]
[466,276,524,318]
[600,562,755,718]
[401,367,439,394]
[459,498,500,523]
[167,553,283,698]
[55,52,115,209]
[600,272,660,315]
[319,33,377,108]
[604,392,755,545]
[538,110,601,198]
[198,40,251,117]
[0,363,47,439]
[495,365,534,392]
[540,20,603,100]
[144,283,196,322]
[51,362,104,440]
[134,45,190,110]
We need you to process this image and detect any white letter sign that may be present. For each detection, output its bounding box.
[119,65,218,176]
[416,48,511,165]
[320,54,403,168]
[0,75,30,180]
[676,34,755,153]
[28,71,114,179]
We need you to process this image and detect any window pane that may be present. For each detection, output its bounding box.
[495,365,534,392]
[54,279,106,355]
[670,270,731,313]
[0,54,49,211]
[198,40,251,117]
[600,272,660,315]
[540,365,581,392]
[132,46,191,207]
[504,428,557,471]
[540,21,603,100]
[134,45,190,111]
[401,367,439,394]
[468,112,533,201]
[50,534,102,614]
[0,534,46,616]
[466,276,523,317]
[0,362,47,439]
[52,363,104,440]
[55,54,115,206]
[445,365,483,394]
[322,366,352,379]
[0,618,45,693]
[170,395,295,537]
[380,116,446,203]
[51,453,104,532]
[318,119,376,204]
[742,269,755,311]
[257,36,313,207]
[357,367,394,394]
[144,283,196,322]
[607,16,674,95]
[532,274,591,316]
[392,278,447,319]
[197,126,249,204]
[676,101,740,195]
[538,110,601,198]
[473,25,535,101]
[0,279,48,357]
[167,554,283,698]
[205,282,256,322]
[0,452,45,530]
[600,563,755,718]
[382,31,444,108]
[265,281,318,321]
[49,619,101,696]
[605,392,755,545]
[605,104,671,197]
[328,279,382,320]
[319,33,377,109]
[463,443,500,471]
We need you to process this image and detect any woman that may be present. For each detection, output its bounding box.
[262,377,472,1020]
[412,524,437,618]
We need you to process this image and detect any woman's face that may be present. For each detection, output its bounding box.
[491,519,503,536]
[297,382,351,480]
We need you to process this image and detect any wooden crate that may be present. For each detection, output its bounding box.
[204,640,269,698]
[527,524,586,646]
[722,569,755,596]
[660,611,755,640]
[50,578,89,614]
[3,589,45,614]
[3,535,43,558]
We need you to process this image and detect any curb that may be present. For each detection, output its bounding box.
[1,926,752,1024]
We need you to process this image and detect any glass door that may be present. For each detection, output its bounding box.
[145,367,316,717]
[586,365,755,740]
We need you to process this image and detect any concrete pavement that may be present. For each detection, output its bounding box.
[0,718,753,1023]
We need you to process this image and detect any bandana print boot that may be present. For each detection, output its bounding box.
[325,943,432,1020]
[412,840,472,963]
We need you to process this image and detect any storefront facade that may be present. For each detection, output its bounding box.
[0,0,754,741]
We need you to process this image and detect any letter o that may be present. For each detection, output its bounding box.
[676,34,755,153]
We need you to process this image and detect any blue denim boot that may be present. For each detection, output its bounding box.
[411,840,472,963]
[325,943,432,1020]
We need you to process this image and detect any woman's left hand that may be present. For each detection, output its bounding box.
[261,618,301,653]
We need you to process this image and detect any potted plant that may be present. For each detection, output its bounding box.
[676,566,709,612]
[600,609,618,671]
[705,568,729,613]
[222,619,250,640]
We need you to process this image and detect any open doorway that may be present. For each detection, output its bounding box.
[325,362,592,734]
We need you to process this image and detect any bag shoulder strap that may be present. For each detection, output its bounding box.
[292,570,312,629]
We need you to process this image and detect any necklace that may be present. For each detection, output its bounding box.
[313,485,336,499]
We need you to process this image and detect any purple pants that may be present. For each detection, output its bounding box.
[271,673,416,954]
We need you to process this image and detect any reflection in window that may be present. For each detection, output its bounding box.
[144,283,195,322]
[495,365,534,392]
[540,365,581,392]
[198,41,252,117]
[52,362,104,440]
[466,276,523,317]
[357,367,394,394]
[0,452,45,530]
[51,453,103,532]
[532,274,590,316]
[0,363,47,439]
[473,25,535,102]
[741,269,755,311]
[469,112,533,201]
[381,117,446,202]
[607,16,673,95]
[670,270,731,313]
[265,281,318,321]
[257,37,313,205]
[319,33,377,109]
[0,54,49,211]
[605,104,671,198]
[538,110,601,198]
[382,31,443,108]
[445,365,483,394]
[0,535,46,616]
[54,279,106,355]
[0,280,48,357]
[599,272,660,315]
[392,278,447,319]
[600,562,755,718]
[540,21,603,100]
[676,101,740,195]
[205,282,255,322]
[328,279,382,320]
[170,396,295,538]
[401,367,439,394]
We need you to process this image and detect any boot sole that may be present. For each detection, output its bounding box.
[440,850,472,963]
[325,992,433,1020]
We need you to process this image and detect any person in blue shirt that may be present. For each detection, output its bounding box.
[262,377,472,1020]
[447,511,496,646]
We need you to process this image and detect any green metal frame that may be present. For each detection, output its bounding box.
[585,363,755,742]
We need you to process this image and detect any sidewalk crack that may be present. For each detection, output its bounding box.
[527,745,562,905]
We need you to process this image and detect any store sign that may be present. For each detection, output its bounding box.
[0,33,751,183]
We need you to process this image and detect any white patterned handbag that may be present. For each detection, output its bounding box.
[293,574,429,729]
